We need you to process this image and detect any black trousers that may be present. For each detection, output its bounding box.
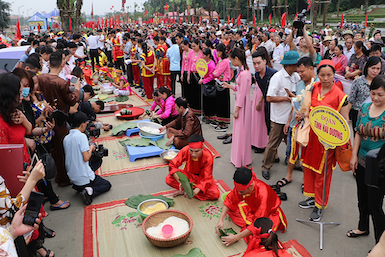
[89,49,99,71]
[115,57,125,73]
[72,175,111,198]
[170,71,180,95]
[126,62,134,84]
[106,50,112,64]
[350,109,359,133]
[355,164,385,243]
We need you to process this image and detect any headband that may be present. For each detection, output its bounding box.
[189,141,203,149]
[234,168,256,191]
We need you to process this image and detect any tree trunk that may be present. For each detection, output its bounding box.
[322,2,328,26]
[257,0,260,25]
[364,0,368,16]
[75,0,83,32]
[337,0,340,17]
[273,0,276,25]
[247,0,250,24]
[312,0,318,29]
[277,0,281,25]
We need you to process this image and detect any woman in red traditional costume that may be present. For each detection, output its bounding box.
[139,42,156,100]
[216,167,287,247]
[298,59,349,221]
[243,218,292,257]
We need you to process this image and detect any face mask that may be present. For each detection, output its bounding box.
[22,87,30,98]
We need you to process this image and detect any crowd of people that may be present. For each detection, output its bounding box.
[0,20,384,256]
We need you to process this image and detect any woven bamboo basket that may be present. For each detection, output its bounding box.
[142,209,193,248]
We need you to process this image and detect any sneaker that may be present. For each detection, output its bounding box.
[298,197,315,209]
[214,126,228,132]
[209,122,219,128]
[309,206,322,221]
[80,189,92,205]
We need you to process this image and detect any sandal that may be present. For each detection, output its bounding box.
[347,229,369,238]
[276,178,292,187]
[42,224,56,238]
[50,201,70,211]
[37,246,55,257]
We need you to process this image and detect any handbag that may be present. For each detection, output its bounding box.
[37,144,57,180]
[215,80,226,92]
[296,117,311,147]
[202,83,217,97]
[335,140,352,172]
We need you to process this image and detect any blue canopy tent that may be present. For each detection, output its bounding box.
[27,15,46,30]
[50,8,60,17]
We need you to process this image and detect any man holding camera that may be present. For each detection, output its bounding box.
[63,112,111,205]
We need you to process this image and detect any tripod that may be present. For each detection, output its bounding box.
[296,149,340,250]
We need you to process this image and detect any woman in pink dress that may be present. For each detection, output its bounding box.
[181,40,194,100]
[332,45,348,76]
[187,39,203,115]
[223,48,252,168]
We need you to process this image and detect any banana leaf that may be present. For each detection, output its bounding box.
[110,122,138,136]
[153,136,172,150]
[218,227,237,237]
[119,137,153,147]
[176,172,194,199]
[115,95,129,102]
[104,97,117,102]
[172,248,206,257]
[124,194,174,209]
[104,76,114,83]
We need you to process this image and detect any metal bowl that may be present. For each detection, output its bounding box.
[137,121,166,136]
[160,149,180,162]
[137,199,169,220]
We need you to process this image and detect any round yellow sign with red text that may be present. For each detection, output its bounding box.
[309,106,350,149]
[196,59,208,77]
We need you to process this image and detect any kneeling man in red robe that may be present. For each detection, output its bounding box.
[216,167,287,246]
[165,134,220,201]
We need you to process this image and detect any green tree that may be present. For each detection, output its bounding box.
[0,0,11,31]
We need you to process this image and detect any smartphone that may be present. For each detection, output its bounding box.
[70,77,79,84]
[30,153,39,170]
[22,191,44,226]
[215,78,223,87]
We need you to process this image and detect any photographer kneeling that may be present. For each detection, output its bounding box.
[63,112,111,205]
[79,99,112,132]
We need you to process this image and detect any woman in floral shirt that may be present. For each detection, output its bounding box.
[347,56,382,130]
[349,75,385,244]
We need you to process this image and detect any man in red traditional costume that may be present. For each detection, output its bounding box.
[130,37,141,87]
[158,36,171,89]
[216,167,287,246]
[165,134,220,201]
[111,30,125,73]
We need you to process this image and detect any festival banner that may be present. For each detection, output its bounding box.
[281,12,287,27]
[340,13,344,29]
[268,13,272,25]
[365,13,368,27]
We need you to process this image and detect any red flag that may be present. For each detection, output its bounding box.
[253,14,256,27]
[340,13,344,29]
[69,16,73,32]
[365,13,369,27]
[294,12,298,20]
[268,13,272,25]
[16,18,21,40]
[281,12,286,27]
[237,14,241,26]
[144,10,148,17]
[91,2,94,19]
[192,16,195,23]
[200,16,202,25]
[217,16,219,25]
[209,15,211,24]
[38,23,41,33]
[231,18,233,24]
[228,14,230,24]
[122,0,126,9]
[307,0,311,11]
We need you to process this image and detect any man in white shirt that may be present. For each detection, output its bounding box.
[73,34,87,66]
[40,45,53,74]
[261,51,300,180]
[343,37,355,61]
[87,32,100,71]
[272,35,284,71]
[96,29,105,51]
[260,32,275,56]
[64,111,111,205]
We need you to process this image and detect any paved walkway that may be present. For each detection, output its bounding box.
[43,81,376,257]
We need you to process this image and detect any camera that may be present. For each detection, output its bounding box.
[89,143,109,171]
[86,122,101,139]
[293,9,307,37]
